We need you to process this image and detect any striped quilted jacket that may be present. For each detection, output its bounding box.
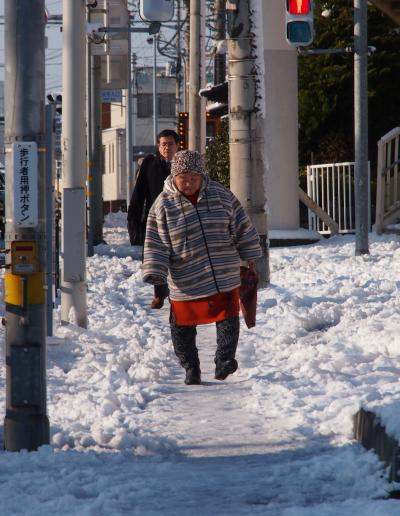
[143,175,262,301]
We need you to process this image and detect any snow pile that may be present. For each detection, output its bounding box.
[0,214,400,514]
[103,210,127,228]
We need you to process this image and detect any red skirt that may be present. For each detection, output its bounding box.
[170,288,240,326]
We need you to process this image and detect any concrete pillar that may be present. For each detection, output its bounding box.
[262,0,299,230]
[60,0,87,328]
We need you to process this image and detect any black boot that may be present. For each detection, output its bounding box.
[170,316,201,385]
[185,367,202,385]
[214,317,240,381]
[215,359,238,381]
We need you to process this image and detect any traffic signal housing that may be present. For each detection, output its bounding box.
[285,0,314,47]
[139,0,174,22]
[178,112,188,151]
[47,92,62,115]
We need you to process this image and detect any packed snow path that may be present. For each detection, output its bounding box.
[1,213,400,515]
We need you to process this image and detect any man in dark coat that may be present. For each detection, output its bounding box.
[127,129,179,308]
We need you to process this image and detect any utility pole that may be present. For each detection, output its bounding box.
[189,0,206,152]
[61,0,87,327]
[214,0,226,84]
[4,0,49,451]
[227,0,269,286]
[354,0,369,255]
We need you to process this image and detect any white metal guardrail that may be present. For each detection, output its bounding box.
[307,162,371,234]
[375,127,400,234]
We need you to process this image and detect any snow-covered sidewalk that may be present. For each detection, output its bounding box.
[1,213,400,515]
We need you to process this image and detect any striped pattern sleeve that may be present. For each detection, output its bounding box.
[229,191,262,260]
[142,201,170,284]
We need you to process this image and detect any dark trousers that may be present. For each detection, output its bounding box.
[170,315,240,371]
[154,283,169,299]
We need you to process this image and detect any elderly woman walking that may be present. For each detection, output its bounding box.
[143,150,261,385]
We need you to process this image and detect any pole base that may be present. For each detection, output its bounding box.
[355,248,370,256]
[4,412,50,451]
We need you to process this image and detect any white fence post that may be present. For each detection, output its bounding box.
[375,128,400,234]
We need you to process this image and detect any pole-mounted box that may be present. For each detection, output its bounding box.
[11,241,38,275]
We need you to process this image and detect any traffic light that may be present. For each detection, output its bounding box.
[47,93,62,115]
[285,0,314,47]
[139,0,174,22]
[178,112,189,151]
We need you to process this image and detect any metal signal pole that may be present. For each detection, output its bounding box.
[87,4,104,255]
[61,0,87,327]
[88,54,104,253]
[175,0,183,120]
[354,0,369,255]
[153,34,158,145]
[126,23,134,206]
[4,0,49,451]
[184,1,190,112]
[45,103,56,336]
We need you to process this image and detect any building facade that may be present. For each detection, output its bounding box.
[102,64,177,210]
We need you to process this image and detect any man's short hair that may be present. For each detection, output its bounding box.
[157,129,179,145]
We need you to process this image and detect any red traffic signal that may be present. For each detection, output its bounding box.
[286,0,314,47]
[288,0,311,15]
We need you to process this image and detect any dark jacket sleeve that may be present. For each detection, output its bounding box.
[127,162,149,245]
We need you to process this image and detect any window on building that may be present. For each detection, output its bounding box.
[137,93,175,118]
[137,94,153,118]
[158,94,175,117]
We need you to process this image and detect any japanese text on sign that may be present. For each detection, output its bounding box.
[12,142,38,227]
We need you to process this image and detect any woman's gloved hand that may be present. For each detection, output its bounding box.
[146,275,165,285]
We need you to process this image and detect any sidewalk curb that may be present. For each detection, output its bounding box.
[353,408,400,482]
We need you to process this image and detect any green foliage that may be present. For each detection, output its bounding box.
[299,0,400,168]
[205,119,230,187]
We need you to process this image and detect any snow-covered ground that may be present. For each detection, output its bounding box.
[0,211,400,515]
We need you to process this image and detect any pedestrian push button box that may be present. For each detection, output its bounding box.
[11,241,38,275]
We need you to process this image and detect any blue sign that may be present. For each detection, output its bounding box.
[102,90,123,103]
